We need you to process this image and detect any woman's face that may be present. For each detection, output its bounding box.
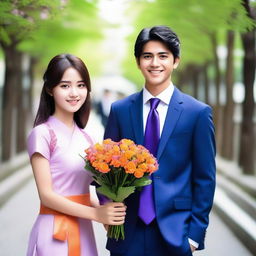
[51,67,88,116]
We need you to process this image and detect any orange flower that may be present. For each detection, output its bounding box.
[96,162,110,173]
[118,155,128,166]
[124,150,135,160]
[103,139,112,145]
[111,158,122,168]
[138,163,147,172]
[120,143,128,151]
[113,145,120,153]
[124,161,136,174]
[94,143,104,151]
[121,139,134,146]
[85,139,158,177]
[134,169,144,178]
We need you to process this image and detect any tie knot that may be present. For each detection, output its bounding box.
[150,98,160,110]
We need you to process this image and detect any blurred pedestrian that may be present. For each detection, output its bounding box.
[26,54,126,256]
[104,26,216,256]
[96,89,115,128]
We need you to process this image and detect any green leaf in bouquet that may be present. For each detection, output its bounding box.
[92,176,103,186]
[116,186,136,202]
[97,185,136,202]
[96,185,119,201]
[132,177,152,187]
[85,162,97,174]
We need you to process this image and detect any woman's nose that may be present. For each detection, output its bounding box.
[69,86,78,97]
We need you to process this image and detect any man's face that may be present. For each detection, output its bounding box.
[137,40,179,93]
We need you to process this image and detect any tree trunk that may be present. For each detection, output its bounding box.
[1,43,19,161]
[192,65,199,100]
[203,62,210,104]
[16,52,26,153]
[239,1,256,174]
[210,32,222,151]
[221,30,235,160]
[28,57,37,112]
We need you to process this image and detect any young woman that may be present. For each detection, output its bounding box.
[26,54,126,256]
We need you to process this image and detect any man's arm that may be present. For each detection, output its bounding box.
[189,106,216,249]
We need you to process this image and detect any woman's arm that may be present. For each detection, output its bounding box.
[31,153,126,225]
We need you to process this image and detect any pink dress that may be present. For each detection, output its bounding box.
[26,116,98,256]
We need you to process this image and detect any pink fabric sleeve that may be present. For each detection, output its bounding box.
[27,124,51,160]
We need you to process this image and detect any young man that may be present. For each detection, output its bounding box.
[104,26,216,256]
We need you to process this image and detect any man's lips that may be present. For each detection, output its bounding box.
[148,70,163,74]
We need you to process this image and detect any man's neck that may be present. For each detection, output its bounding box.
[145,82,171,97]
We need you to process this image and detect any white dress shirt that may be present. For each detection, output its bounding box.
[142,84,199,250]
[143,84,174,135]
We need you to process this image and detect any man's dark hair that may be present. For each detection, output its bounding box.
[134,25,180,59]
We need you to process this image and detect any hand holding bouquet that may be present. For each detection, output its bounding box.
[83,138,158,240]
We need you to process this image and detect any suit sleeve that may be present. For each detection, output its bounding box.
[188,106,216,249]
[104,104,121,141]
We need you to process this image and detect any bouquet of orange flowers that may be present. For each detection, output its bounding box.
[83,138,158,240]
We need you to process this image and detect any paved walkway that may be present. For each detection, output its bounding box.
[0,177,252,256]
[0,112,253,256]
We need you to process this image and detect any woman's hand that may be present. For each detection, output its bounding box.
[94,202,126,225]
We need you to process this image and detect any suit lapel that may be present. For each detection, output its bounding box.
[130,91,144,145]
[157,87,184,159]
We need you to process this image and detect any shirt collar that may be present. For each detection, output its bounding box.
[143,83,174,105]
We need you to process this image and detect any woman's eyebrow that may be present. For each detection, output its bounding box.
[59,80,85,83]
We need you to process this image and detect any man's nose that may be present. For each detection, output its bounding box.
[151,56,159,66]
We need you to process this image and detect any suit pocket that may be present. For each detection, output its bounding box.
[174,198,192,210]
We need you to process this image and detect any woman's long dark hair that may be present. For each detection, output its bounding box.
[34,54,91,128]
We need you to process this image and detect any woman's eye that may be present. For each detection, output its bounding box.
[78,83,86,88]
[60,84,69,88]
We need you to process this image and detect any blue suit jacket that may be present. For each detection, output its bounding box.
[104,87,216,255]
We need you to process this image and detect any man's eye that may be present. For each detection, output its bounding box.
[160,55,168,59]
[143,55,151,59]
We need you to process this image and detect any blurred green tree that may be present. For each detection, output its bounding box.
[18,0,102,115]
[0,0,103,162]
[0,0,61,161]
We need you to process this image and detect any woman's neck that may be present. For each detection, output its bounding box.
[53,112,74,129]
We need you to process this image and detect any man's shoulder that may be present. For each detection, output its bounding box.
[112,91,141,108]
[177,88,211,111]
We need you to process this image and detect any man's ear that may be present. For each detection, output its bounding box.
[173,57,180,69]
[136,57,140,69]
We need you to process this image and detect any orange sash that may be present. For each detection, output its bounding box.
[40,194,91,256]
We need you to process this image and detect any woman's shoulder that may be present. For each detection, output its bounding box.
[28,123,50,140]
[27,122,52,160]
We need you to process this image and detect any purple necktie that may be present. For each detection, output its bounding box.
[138,98,160,224]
